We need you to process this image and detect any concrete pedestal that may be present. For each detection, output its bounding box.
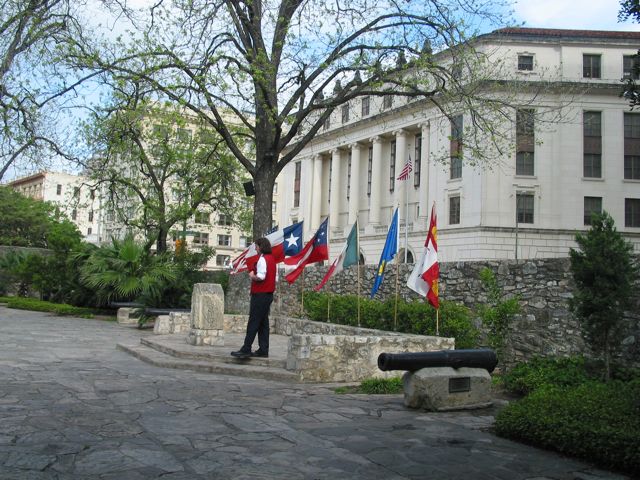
[117,308,138,326]
[187,283,225,346]
[403,367,492,411]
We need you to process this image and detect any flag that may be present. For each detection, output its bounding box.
[230,221,304,274]
[283,217,329,284]
[407,203,439,308]
[370,208,399,298]
[315,220,359,291]
[396,155,413,181]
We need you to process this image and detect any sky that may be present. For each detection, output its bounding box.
[512,0,640,31]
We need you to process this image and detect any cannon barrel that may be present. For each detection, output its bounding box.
[377,349,498,373]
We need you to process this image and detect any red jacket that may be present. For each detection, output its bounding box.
[250,254,276,294]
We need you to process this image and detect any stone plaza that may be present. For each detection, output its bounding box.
[0,306,630,479]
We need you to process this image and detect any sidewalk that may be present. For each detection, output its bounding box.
[0,306,629,479]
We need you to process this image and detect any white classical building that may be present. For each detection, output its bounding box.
[276,27,640,264]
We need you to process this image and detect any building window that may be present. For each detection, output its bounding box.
[516,193,534,224]
[624,113,640,180]
[516,108,535,176]
[193,232,210,245]
[623,55,639,80]
[239,236,251,248]
[106,210,115,222]
[347,151,352,200]
[414,134,422,188]
[217,234,230,246]
[88,210,94,222]
[389,140,396,192]
[71,209,77,221]
[626,198,640,227]
[219,213,234,226]
[449,196,460,225]
[272,201,277,214]
[273,182,278,194]
[583,111,602,178]
[367,146,373,197]
[383,95,394,110]
[176,128,192,143]
[73,187,80,198]
[361,96,370,117]
[90,190,95,200]
[293,161,301,207]
[87,227,92,235]
[56,184,62,195]
[323,116,330,131]
[341,104,349,123]
[584,197,602,225]
[328,159,332,203]
[216,255,231,267]
[518,54,534,71]
[196,211,211,224]
[583,54,601,79]
[450,115,463,179]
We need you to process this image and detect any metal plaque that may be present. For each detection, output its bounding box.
[449,377,471,393]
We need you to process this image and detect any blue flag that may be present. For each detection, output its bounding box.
[370,208,399,298]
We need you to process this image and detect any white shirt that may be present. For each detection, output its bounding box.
[255,255,267,281]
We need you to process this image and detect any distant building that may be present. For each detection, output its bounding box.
[7,171,103,244]
[276,28,640,263]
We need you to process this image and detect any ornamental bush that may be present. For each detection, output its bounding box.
[5,297,95,318]
[302,292,479,349]
[495,380,640,475]
[501,356,591,395]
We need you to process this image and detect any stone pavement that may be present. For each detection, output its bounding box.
[0,306,629,480]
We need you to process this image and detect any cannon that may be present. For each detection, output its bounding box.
[377,348,498,373]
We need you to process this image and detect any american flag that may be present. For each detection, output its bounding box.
[396,155,413,181]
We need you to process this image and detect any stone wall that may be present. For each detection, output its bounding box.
[227,258,640,367]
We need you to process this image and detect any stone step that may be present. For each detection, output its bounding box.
[116,342,300,383]
[140,337,287,369]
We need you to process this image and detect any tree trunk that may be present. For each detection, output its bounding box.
[156,227,169,254]
[251,161,276,239]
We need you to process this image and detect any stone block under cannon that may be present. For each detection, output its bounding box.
[377,349,497,411]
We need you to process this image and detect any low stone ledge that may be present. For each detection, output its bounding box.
[117,307,138,326]
[153,312,191,335]
[274,315,407,337]
[403,367,492,411]
[286,333,455,383]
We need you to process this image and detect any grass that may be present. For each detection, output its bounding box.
[334,377,403,394]
[0,296,114,319]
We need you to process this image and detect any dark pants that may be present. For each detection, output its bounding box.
[241,293,273,354]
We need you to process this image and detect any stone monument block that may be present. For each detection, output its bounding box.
[403,367,492,411]
[187,283,225,346]
[117,307,138,326]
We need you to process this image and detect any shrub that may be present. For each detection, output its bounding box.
[302,292,479,348]
[5,297,95,318]
[495,380,640,475]
[502,356,591,396]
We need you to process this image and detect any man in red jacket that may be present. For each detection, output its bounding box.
[231,237,276,359]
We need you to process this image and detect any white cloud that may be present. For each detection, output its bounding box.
[513,0,640,31]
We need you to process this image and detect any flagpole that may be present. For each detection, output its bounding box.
[394,253,399,331]
[356,216,361,327]
[436,308,440,336]
[404,156,409,264]
[301,268,305,317]
[327,291,331,323]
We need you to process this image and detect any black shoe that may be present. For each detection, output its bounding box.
[231,350,251,359]
[251,351,269,358]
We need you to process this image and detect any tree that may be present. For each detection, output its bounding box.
[0,186,81,248]
[82,85,248,253]
[569,211,638,381]
[0,0,88,181]
[65,0,536,237]
[619,0,640,108]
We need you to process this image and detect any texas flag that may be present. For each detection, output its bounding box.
[283,217,329,284]
[230,221,303,274]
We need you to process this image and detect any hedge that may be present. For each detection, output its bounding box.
[495,380,640,475]
[3,297,95,318]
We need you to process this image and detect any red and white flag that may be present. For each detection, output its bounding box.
[407,203,439,308]
[396,155,413,181]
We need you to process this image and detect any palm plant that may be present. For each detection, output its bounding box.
[80,236,177,306]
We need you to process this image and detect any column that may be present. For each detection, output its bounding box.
[418,122,431,227]
[311,154,323,233]
[369,136,383,225]
[329,148,342,230]
[348,143,361,225]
